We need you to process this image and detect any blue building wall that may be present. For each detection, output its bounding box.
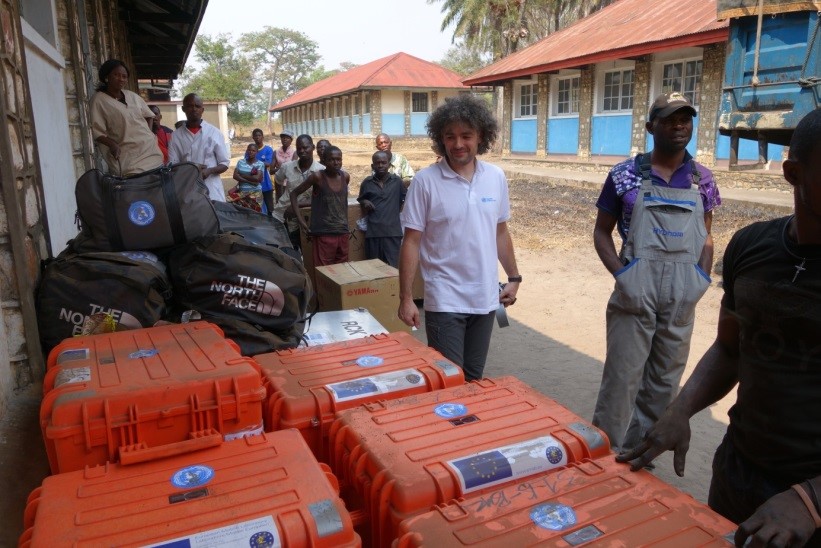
[511,119,538,153]
[410,113,429,136]
[715,134,784,161]
[352,115,361,134]
[547,118,579,154]
[382,114,404,136]
[362,114,371,135]
[592,115,631,156]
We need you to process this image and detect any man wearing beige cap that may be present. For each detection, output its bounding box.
[591,92,721,455]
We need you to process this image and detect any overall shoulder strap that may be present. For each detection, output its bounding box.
[690,159,701,186]
[639,152,652,184]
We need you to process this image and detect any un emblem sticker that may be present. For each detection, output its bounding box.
[531,503,577,531]
[170,464,214,489]
[128,200,155,226]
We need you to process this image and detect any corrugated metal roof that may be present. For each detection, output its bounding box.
[271,52,468,111]
[463,0,729,85]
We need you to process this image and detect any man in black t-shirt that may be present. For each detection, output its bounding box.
[357,150,407,267]
[619,109,821,547]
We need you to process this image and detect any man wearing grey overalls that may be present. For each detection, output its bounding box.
[591,92,722,454]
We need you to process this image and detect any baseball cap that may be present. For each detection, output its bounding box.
[279,129,294,138]
[648,92,697,122]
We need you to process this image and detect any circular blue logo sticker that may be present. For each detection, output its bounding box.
[249,531,275,547]
[129,349,158,359]
[171,464,214,489]
[434,403,468,418]
[546,445,564,464]
[128,201,156,226]
[530,503,577,531]
[355,355,384,368]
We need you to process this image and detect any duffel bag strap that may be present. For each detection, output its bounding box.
[161,166,187,246]
[102,175,126,250]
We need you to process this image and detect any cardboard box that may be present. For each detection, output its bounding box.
[299,198,365,288]
[315,259,410,333]
[299,308,388,347]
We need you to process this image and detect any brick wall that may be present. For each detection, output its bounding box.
[577,66,595,159]
[502,82,513,154]
[697,42,726,167]
[536,74,549,158]
[630,56,652,156]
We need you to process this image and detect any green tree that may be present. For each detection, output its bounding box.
[237,27,321,116]
[179,34,260,124]
[438,44,491,76]
[430,0,615,60]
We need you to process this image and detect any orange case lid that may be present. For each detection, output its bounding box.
[396,456,735,547]
[329,376,611,546]
[21,431,360,547]
[256,332,465,461]
[40,322,265,474]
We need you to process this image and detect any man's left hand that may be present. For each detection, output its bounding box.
[499,282,519,307]
[735,488,817,547]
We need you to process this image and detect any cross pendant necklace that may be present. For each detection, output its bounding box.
[793,258,807,283]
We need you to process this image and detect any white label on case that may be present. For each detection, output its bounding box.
[446,435,568,495]
[224,424,264,441]
[144,515,281,548]
[53,367,91,388]
[326,368,425,402]
[56,348,89,364]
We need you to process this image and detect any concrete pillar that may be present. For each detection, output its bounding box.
[431,90,439,111]
[630,56,652,157]
[348,95,353,134]
[577,65,595,160]
[536,74,549,157]
[358,92,364,134]
[403,90,411,137]
[502,82,513,155]
[697,43,726,167]
[325,99,331,135]
[371,90,382,136]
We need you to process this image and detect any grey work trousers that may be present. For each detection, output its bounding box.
[425,310,495,382]
[592,258,710,452]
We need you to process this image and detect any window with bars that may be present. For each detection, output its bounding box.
[556,77,580,115]
[364,92,371,114]
[354,94,360,115]
[662,60,702,107]
[343,98,349,116]
[412,92,429,113]
[602,69,634,112]
[518,83,538,117]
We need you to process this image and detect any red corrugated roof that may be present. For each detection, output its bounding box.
[271,52,468,111]
[463,0,728,85]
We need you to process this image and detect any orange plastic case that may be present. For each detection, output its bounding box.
[256,332,465,462]
[40,322,266,474]
[328,376,611,546]
[395,456,735,547]
[19,430,360,547]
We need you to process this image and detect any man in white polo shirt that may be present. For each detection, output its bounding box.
[398,94,520,381]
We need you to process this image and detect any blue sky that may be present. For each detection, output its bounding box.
[197,0,458,69]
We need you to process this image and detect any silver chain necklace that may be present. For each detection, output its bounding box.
[782,216,819,283]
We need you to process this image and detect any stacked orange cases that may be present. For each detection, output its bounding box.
[256,332,464,462]
[19,431,360,547]
[41,322,266,473]
[328,376,612,546]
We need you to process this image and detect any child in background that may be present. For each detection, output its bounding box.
[228,143,264,211]
[290,146,350,266]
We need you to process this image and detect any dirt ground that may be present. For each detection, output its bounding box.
[323,146,788,505]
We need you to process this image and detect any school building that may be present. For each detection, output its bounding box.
[270,52,469,140]
[462,0,784,165]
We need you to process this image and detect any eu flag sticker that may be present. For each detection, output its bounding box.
[449,450,514,491]
[328,378,379,401]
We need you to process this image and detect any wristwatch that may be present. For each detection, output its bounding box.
[507,275,522,283]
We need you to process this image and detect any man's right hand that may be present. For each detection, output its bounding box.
[398,297,420,329]
[616,407,692,475]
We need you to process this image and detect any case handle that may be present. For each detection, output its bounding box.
[118,429,223,465]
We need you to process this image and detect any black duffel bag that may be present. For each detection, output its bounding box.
[37,251,171,353]
[74,162,219,252]
[168,233,311,340]
[195,314,302,356]
[212,200,294,251]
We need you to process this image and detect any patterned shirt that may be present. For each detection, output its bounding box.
[596,152,721,241]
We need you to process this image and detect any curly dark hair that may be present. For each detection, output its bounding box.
[96,59,128,92]
[427,94,498,157]
[788,108,821,163]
